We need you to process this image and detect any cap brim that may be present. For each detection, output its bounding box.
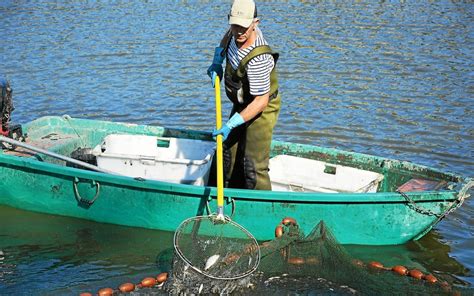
[228,16,253,28]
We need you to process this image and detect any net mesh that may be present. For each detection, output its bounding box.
[173,215,260,280]
[164,218,466,295]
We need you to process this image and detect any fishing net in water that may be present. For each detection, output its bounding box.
[162,218,465,295]
[256,221,464,295]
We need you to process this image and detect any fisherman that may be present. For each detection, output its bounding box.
[208,0,280,190]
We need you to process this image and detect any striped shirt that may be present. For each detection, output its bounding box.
[227,28,274,96]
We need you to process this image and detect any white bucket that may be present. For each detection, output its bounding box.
[269,155,384,193]
[92,134,215,186]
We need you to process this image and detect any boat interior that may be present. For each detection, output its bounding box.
[1,116,460,194]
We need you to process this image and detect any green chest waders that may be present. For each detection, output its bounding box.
[223,45,280,190]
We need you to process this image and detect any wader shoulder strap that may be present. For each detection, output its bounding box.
[236,45,278,78]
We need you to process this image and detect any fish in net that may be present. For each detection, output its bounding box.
[165,217,301,295]
[173,215,260,279]
[160,218,467,295]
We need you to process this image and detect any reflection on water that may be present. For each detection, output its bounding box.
[0,205,471,295]
[0,206,172,294]
[347,232,471,286]
[0,0,473,294]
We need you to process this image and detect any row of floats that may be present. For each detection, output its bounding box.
[80,217,456,295]
[80,272,168,296]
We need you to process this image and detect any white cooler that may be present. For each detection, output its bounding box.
[92,134,215,185]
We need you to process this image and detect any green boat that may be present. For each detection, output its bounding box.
[0,115,471,245]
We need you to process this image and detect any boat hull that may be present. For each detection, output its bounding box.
[0,150,458,245]
[0,116,470,245]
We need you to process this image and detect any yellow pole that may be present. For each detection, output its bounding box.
[214,76,225,218]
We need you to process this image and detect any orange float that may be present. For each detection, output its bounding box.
[352,259,365,267]
[305,256,318,265]
[280,246,289,258]
[281,217,297,226]
[440,281,451,292]
[141,277,157,288]
[391,265,408,276]
[368,261,384,269]
[80,293,93,296]
[119,282,135,292]
[98,287,114,296]
[156,272,169,284]
[275,224,284,238]
[244,243,258,254]
[408,269,424,279]
[440,280,450,287]
[423,274,437,283]
[223,253,240,264]
[287,257,305,265]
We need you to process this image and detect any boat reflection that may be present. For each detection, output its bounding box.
[346,229,470,286]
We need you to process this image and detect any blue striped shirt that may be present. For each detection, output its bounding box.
[227,28,274,96]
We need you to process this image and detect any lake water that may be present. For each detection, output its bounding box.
[0,0,473,295]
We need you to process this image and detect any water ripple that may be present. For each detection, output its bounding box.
[0,0,473,292]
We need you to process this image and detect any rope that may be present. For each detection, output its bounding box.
[63,114,87,148]
[355,175,384,193]
[445,179,473,216]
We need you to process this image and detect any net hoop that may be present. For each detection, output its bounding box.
[173,214,261,280]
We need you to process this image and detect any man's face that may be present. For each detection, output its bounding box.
[231,22,255,44]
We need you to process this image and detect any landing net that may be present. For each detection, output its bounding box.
[173,215,260,281]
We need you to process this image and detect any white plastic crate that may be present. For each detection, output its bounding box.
[269,155,384,193]
[92,134,215,186]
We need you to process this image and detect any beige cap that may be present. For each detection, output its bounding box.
[228,0,257,28]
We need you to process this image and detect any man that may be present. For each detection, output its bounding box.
[207,0,280,190]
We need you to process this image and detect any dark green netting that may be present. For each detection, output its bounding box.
[160,219,467,295]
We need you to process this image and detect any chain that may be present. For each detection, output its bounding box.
[397,179,473,219]
[397,190,443,218]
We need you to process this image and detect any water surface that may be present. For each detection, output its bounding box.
[0,0,473,294]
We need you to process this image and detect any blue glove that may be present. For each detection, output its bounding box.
[207,47,225,87]
[212,113,245,141]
